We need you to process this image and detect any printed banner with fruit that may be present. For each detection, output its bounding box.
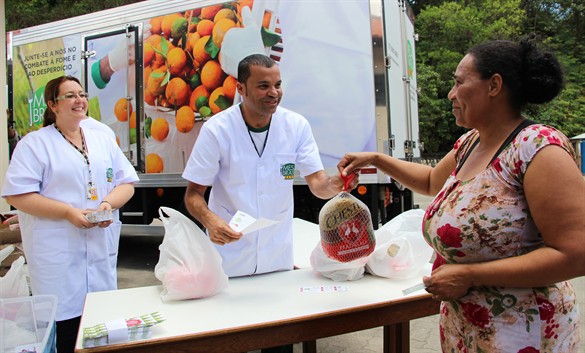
[11,0,383,175]
[140,0,280,174]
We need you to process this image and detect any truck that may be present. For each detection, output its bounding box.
[6,0,421,233]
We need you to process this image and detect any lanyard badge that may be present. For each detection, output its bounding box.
[87,182,98,201]
[55,125,98,201]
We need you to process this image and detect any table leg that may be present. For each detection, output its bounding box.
[302,340,317,353]
[383,322,410,353]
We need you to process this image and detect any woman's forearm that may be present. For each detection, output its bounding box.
[5,193,72,219]
[101,183,135,209]
[466,246,585,288]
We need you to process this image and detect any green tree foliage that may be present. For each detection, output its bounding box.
[520,0,585,139]
[414,0,525,153]
[416,62,454,153]
[5,0,144,31]
[6,0,584,148]
[414,0,585,152]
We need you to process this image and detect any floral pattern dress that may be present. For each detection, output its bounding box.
[422,124,581,353]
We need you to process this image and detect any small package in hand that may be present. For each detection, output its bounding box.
[318,175,375,262]
[85,210,114,223]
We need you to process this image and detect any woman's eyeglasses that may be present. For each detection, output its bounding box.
[55,92,89,101]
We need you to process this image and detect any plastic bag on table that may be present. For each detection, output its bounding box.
[309,241,366,281]
[318,174,375,263]
[154,207,228,301]
[0,245,30,298]
[366,209,433,279]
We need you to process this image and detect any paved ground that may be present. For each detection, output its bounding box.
[116,192,584,353]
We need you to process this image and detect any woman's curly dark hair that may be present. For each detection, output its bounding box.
[467,36,564,110]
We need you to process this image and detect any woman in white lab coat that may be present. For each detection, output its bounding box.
[1,75,139,353]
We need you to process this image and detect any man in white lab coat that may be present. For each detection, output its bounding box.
[183,54,355,285]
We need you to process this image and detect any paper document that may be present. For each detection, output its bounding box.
[300,285,348,293]
[229,210,279,234]
[402,282,427,296]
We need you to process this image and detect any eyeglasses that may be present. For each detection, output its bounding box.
[55,92,89,101]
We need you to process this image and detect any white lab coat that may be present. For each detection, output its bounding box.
[1,125,138,321]
[183,104,323,277]
[80,116,116,140]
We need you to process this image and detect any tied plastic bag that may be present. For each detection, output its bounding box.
[318,174,375,262]
[366,209,433,279]
[154,207,228,301]
[0,245,30,298]
[309,241,367,281]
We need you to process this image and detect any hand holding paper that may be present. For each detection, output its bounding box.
[229,210,279,234]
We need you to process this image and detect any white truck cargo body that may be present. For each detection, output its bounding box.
[6,0,420,230]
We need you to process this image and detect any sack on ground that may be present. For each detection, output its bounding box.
[154,207,228,301]
[310,241,366,281]
[0,245,30,298]
[366,209,433,279]
[318,191,375,263]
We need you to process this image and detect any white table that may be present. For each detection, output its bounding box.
[75,219,439,353]
[292,218,321,268]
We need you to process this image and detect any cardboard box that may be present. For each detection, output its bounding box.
[0,223,21,245]
[0,243,25,277]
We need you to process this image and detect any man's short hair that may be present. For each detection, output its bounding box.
[237,54,276,84]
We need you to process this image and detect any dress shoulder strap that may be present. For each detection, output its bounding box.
[455,137,480,175]
[488,119,536,165]
[455,119,536,175]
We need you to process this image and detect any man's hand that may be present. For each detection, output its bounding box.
[206,215,243,245]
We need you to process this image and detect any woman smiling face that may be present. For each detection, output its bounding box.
[48,79,89,124]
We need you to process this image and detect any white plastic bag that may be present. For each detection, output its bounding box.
[309,241,367,282]
[0,245,30,298]
[366,209,433,279]
[154,207,228,301]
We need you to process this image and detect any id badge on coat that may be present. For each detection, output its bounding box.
[87,182,98,201]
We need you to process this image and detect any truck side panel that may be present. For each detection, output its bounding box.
[8,0,419,227]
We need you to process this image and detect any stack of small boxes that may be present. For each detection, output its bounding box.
[82,312,165,348]
[0,213,24,276]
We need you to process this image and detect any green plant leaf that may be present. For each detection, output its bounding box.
[261,27,281,48]
[205,37,220,59]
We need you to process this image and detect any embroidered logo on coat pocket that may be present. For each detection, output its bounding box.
[280,163,295,180]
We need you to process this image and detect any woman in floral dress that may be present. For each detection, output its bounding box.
[338,39,584,352]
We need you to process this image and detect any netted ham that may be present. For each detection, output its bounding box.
[319,192,376,262]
